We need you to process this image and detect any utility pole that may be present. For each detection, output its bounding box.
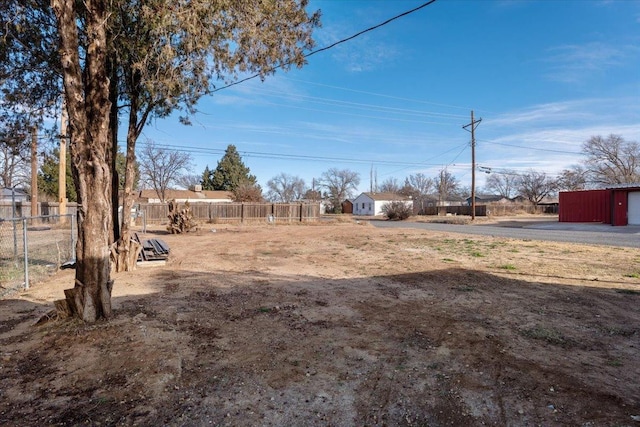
[374,167,378,193]
[59,100,68,221]
[463,111,481,220]
[437,166,445,209]
[30,127,38,218]
[370,165,373,193]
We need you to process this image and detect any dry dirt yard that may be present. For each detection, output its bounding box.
[1,219,639,426]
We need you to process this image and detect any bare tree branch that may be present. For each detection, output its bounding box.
[516,170,557,205]
[138,140,193,202]
[582,135,640,185]
[483,170,518,199]
[266,173,306,202]
[319,168,360,213]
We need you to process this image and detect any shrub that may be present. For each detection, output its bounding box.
[381,201,413,220]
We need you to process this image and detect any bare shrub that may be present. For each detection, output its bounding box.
[381,201,413,220]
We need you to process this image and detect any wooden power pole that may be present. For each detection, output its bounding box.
[30,127,38,217]
[59,101,68,220]
[463,111,481,220]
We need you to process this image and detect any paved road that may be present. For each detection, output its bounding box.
[369,220,640,248]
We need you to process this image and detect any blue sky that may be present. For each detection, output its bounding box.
[140,0,640,195]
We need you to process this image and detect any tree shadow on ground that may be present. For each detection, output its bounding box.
[1,268,638,426]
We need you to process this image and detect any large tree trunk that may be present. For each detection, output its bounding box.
[112,111,142,272]
[53,0,113,322]
[112,83,144,272]
[108,57,120,245]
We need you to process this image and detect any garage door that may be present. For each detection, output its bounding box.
[629,192,640,225]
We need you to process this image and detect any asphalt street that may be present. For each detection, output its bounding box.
[369,220,640,248]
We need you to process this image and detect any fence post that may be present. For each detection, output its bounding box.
[12,189,18,258]
[241,203,244,223]
[22,218,29,289]
[13,217,18,259]
[71,213,76,260]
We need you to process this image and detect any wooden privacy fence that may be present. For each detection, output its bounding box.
[139,202,320,224]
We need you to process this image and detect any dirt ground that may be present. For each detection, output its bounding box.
[1,218,639,426]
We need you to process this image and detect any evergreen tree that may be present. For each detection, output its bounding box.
[211,145,257,191]
[201,165,215,190]
[38,150,135,202]
[115,151,140,191]
[38,148,77,202]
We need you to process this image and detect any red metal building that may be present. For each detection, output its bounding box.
[559,185,640,226]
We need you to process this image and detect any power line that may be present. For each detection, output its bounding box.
[478,138,583,155]
[447,142,470,166]
[210,0,439,94]
[282,77,472,114]
[380,142,470,177]
[179,120,441,148]
[259,100,459,127]
[477,166,567,180]
[305,1,438,59]
[249,86,466,121]
[135,140,448,168]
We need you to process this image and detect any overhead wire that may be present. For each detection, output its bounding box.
[248,86,466,121]
[210,0,439,94]
[380,141,470,177]
[281,77,471,114]
[258,100,460,126]
[447,141,470,166]
[473,139,583,184]
[274,79,601,158]
[478,138,583,155]
[135,140,448,168]
[475,166,567,180]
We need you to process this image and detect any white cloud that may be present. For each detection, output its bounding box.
[207,74,309,107]
[313,9,402,73]
[328,37,400,73]
[484,100,595,127]
[485,97,639,131]
[543,42,639,83]
[477,97,640,178]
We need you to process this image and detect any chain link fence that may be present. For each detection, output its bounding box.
[0,214,76,297]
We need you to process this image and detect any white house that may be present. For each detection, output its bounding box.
[351,192,413,216]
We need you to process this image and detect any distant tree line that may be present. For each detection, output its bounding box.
[30,134,639,209]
